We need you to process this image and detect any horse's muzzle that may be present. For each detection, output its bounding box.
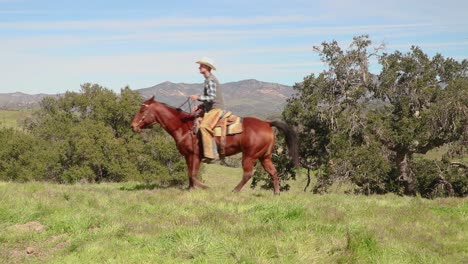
[131,124,141,133]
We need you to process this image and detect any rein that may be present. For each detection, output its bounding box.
[137,98,192,128]
[177,98,192,113]
[175,99,198,154]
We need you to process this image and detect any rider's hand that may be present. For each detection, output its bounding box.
[189,95,199,101]
[192,106,199,112]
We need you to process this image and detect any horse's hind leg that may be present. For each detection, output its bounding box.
[232,157,255,193]
[260,156,280,195]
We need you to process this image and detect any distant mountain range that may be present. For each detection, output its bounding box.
[0,79,294,117]
[0,92,58,110]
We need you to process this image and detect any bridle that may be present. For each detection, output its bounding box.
[135,103,156,128]
[134,99,198,151]
[136,98,195,128]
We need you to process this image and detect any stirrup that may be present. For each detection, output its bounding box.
[201,157,215,164]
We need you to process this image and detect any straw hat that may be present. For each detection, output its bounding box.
[196,57,217,71]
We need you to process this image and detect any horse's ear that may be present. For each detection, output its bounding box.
[149,95,155,102]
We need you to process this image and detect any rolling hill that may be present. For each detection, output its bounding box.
[0,79,294,117]
[139,79,294,117]
[0,92,56,110]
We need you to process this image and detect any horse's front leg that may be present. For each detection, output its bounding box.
[185,154,209,190]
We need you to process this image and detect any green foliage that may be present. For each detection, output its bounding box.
[412,159,467,198]
[327,136,393,195]
[374,47,466,153]
[1,83,186,185]
[371,47,467,195]
[126,128,187,185]
[284,36,467,197]
[0,128,62,182]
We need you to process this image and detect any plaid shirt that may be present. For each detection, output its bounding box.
[198,80,216,102]
[198,74,224,111]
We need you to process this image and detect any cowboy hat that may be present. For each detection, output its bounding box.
[196,57,217,71]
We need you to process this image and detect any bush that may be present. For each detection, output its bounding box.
[412,159,467,198]
[0,128,62,182]
[1,84,187,185]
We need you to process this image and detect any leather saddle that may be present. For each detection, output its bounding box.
[193,111,243,159]
[213,111,243,137]
[192,111,243,136]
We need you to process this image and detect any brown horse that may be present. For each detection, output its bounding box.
[130,96,299,194]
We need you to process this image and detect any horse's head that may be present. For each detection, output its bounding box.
[131,96,156,133]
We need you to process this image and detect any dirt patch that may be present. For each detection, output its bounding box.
[89,226,101,233]
[6,246,41,263]
[25,246,39,256]
[52,241,70,252]
[5,249,27,264]
[13,221,45,232]
[3,222,47,262]
[46,234,67,243]
[5,234,69,262]
[47,233,70,252]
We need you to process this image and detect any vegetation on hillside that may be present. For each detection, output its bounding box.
[0,110,31,129]
[0,84,186,185]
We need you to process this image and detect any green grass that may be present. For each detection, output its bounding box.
[0,165,467,263]
[422,145,468,163]
[0,110,32,129]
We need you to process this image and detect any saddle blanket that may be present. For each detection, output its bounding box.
[214,115,242,136]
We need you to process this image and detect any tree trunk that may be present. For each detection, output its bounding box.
[396,152,417,195]
[304,167,311,192]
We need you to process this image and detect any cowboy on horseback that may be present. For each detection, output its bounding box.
[131,74,299,193]
[189,57,226,163]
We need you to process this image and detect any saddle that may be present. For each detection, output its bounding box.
[193,111,243,159]
[213,111,243,136]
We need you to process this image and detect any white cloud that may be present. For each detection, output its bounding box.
[0,15,321,30]
[387,40,468,50]
[1,22,451,53]
[322,0,468,24]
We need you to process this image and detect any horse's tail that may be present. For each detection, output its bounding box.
[270,120,300,167]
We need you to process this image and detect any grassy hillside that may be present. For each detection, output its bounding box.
[416,145,468,163]
[0,110,32,129]
[1,165,466,263]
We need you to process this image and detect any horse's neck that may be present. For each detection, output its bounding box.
[152,103,191,141]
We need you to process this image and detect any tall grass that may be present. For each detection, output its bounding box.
[1,165,466,263]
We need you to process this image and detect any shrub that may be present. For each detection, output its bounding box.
[1,84,187,186]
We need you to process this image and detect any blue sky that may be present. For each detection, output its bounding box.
[1,0,467,94]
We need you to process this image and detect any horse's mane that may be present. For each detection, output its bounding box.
[153,101,195,122]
